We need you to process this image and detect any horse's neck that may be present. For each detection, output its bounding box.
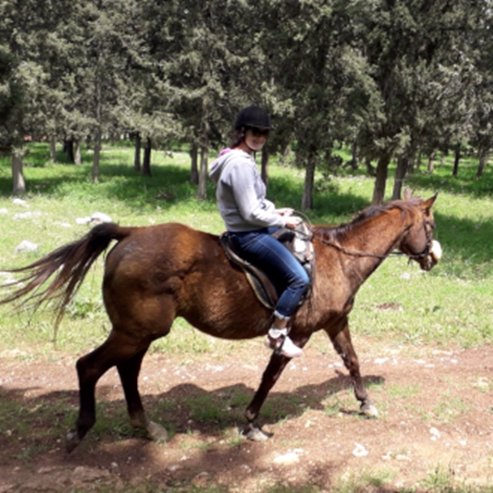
[338,209,407,282]
[347,210,405,252]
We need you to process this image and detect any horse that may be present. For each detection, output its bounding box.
[0,193,441,452]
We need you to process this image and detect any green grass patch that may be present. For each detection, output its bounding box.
[1,142,492,357]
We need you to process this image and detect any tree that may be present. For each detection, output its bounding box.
[355,0,488,202]
[257,0,380,209]
[0,0,63,194]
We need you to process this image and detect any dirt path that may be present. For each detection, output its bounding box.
[1,336,492,492]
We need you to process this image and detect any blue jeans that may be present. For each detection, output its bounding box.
[229,227,310,319]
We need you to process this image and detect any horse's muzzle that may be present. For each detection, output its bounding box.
[419,240,442,271]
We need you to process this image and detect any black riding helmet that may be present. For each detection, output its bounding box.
[234,105,272,131]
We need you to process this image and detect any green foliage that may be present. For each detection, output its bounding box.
[1,0,492,203]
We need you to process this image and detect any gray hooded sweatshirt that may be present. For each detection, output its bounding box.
[209,149,286,232]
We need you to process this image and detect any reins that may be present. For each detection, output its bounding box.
[293,210,433,261]
[316,237,405,260]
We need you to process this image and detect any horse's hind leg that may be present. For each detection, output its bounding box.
[117,346,168,442]
[326,321,378,417]
[66,330,150,452]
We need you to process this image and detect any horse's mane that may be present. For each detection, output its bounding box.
[312,198,423,241]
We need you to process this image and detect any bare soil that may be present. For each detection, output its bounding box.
[1,335,492,492]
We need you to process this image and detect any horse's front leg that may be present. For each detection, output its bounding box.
[244,334,309,441]
[325,322,379,417]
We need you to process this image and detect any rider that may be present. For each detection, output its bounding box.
[209,105,310,358]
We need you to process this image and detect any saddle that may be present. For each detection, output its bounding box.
[220,221,315,310]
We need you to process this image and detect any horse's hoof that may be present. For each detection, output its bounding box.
[360,402,379,418]
[147,420,168,442]
[65,429,81,453]
[242,424,272,442]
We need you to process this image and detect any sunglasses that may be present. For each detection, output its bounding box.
[248,127,270,137]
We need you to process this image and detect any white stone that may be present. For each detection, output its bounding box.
[12,198,28,206]
[90,211,112,223]
[352,443,369,457]
[273,449,303,465]
[15,240,38,253]
[374,357,389,365]
[76,212,113,225]
[13,211,41,220]
[429,427,441,440]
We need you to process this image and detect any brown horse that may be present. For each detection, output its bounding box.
[1,194,441,451]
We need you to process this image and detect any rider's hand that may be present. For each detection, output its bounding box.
[285,216,302,229]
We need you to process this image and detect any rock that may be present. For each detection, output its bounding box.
[12,198,27,206]
[15,240,38,253]
[89,212,112,224]
[374,357,389,365]
[13,211,41,220]
[352,443,369,457]
[76,212,113,225]
[429,427,441,440]
[273,449,304,465]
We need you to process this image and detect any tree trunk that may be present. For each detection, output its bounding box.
[12,146,26,195]
[64,138,75,163]
[427,151,435,173]
[301,156,315,210]
[350,141,359,170]
[134,133,141,172]
[142,137,152,176]
[392,142,416,199]
[190,143,198,184]
[452,143,461,177]
[392,155,407,200]
[197,146,208,200]
[365,157,376,176]
[74,139,82,165]
[280,143,291,166]
[92,69,102,183]
[372,152,391,204]
[415,149,422,171]
[92,130,101,183]
[476,146,488,178]
[49,136,57,162]
[261,147,269,187]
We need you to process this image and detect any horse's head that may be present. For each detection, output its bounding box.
[398,194,442,271]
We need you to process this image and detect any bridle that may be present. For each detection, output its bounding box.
[402,218,435,261]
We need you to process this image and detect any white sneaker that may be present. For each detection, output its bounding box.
[265,334,302,358]
[279,336,303,358]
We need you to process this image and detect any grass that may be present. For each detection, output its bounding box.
[0,142,492,356]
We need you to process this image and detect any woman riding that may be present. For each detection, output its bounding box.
[209,105,310,358]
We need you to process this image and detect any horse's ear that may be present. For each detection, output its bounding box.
[403,188,413,201]
[422,193,438,211]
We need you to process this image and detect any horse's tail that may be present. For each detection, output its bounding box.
[0,222,131,324]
